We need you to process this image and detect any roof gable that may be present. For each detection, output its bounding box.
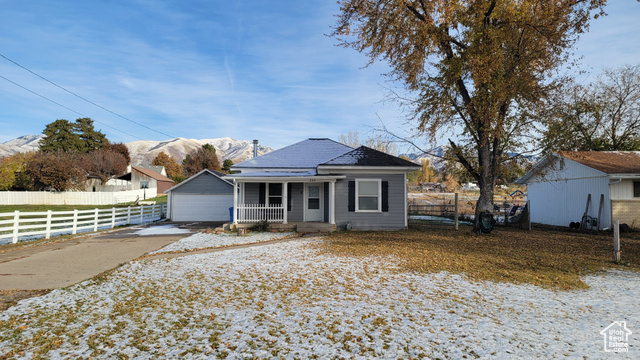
[165,169,232,193]
[132,166,173,182]
[233,138,353,169]
[321,146,419,168]
[558,151,640,174]
[516,151,640,184]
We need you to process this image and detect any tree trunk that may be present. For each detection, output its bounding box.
[473,143,496,233]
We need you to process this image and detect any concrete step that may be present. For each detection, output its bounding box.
[295,223,336,233]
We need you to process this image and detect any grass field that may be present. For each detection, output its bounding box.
[318,222,640,290]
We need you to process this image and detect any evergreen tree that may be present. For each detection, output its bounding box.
[39,118,107,153]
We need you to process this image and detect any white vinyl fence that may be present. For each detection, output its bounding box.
[0,188,158,206]
[0,204,167,245]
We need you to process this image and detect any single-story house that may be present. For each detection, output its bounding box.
[225,138,420,231]
[164,169,234,221]
[119,166,175,194]
[515,151,640,229]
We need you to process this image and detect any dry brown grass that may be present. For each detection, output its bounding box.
[0,289,51,311]
[318,222,640,290]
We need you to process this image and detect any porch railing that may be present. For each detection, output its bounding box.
[236,204,284,223]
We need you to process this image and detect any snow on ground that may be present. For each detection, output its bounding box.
[1,239,638,359]
[149,231,296,254]
[132,224,193,236]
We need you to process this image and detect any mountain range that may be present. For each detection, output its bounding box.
[402,145,449,171]
[0,135,273,166]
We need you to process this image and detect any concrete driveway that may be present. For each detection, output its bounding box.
[0,223,218,291]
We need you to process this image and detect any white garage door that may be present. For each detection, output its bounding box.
[171,194,234,221]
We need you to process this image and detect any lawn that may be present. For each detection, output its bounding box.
[0,195,167,214]
[319,222,640,289]
[0,227,638,358]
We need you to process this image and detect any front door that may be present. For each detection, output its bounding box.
[304,183,323,222]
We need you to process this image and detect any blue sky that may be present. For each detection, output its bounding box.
[1,1,639,150]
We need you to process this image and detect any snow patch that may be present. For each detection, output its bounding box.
[133,225,193,236]
[150,231,296,253]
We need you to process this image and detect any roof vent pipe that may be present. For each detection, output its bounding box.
[253,139,259,158]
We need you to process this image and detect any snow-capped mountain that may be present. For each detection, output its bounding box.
[402,145,449,170]
[1,135,272,166]
[126,137,272,166]
[0,135,45,157]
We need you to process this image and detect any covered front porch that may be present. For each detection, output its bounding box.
[225,172,345,226]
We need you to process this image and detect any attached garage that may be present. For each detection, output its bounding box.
[170,194,233,221]
[165,169,234,222]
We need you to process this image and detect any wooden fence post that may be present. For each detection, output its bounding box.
[45,210,52,239]
[127,206,131,225]
[12,210,20,244]
[140,205,144,224]
[454,193,459,230]
[613,220,621,263]
[72,209,78,234]
[111,207,116,228]
[152,204,157,220]
[94,208,99,232]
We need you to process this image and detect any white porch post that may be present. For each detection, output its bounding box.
[329,180,335,225]
[233,180,238,224]
[283,182,288,224]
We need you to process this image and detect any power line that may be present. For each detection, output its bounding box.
[0,74,145,141]
[0,52,176,139]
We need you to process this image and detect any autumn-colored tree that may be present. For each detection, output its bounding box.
[542,64,640,152]
[104,142,131,164]
[339,131,398,155]
[152,152,183,179]
[26,151,87,191]
[182,144,220,177]
[332,0,606,232]
[0,152,36,190]
[80,148,129,185]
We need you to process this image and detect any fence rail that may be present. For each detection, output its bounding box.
[0,204,167,244]
[236,204,284,223]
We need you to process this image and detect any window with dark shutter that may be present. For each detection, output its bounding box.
[258,183,266,205]
[348,181,355,212]
[382,181,389,212]
[634,182,640,198]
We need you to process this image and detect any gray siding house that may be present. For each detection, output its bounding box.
[226,138,420,230]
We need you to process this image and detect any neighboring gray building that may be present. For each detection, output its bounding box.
[164,169,234,221]
[226,138,420,231]
[516,151,640,229]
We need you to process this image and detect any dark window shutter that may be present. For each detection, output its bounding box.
[259,183,266,205]
[348,181,355,212]
[382,181,389,212]
[287,185,292,211]
[634,182,640,198]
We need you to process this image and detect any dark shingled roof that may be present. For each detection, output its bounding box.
[321,146,419,167]
[233,138,353,168]
[559,151,640,174]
